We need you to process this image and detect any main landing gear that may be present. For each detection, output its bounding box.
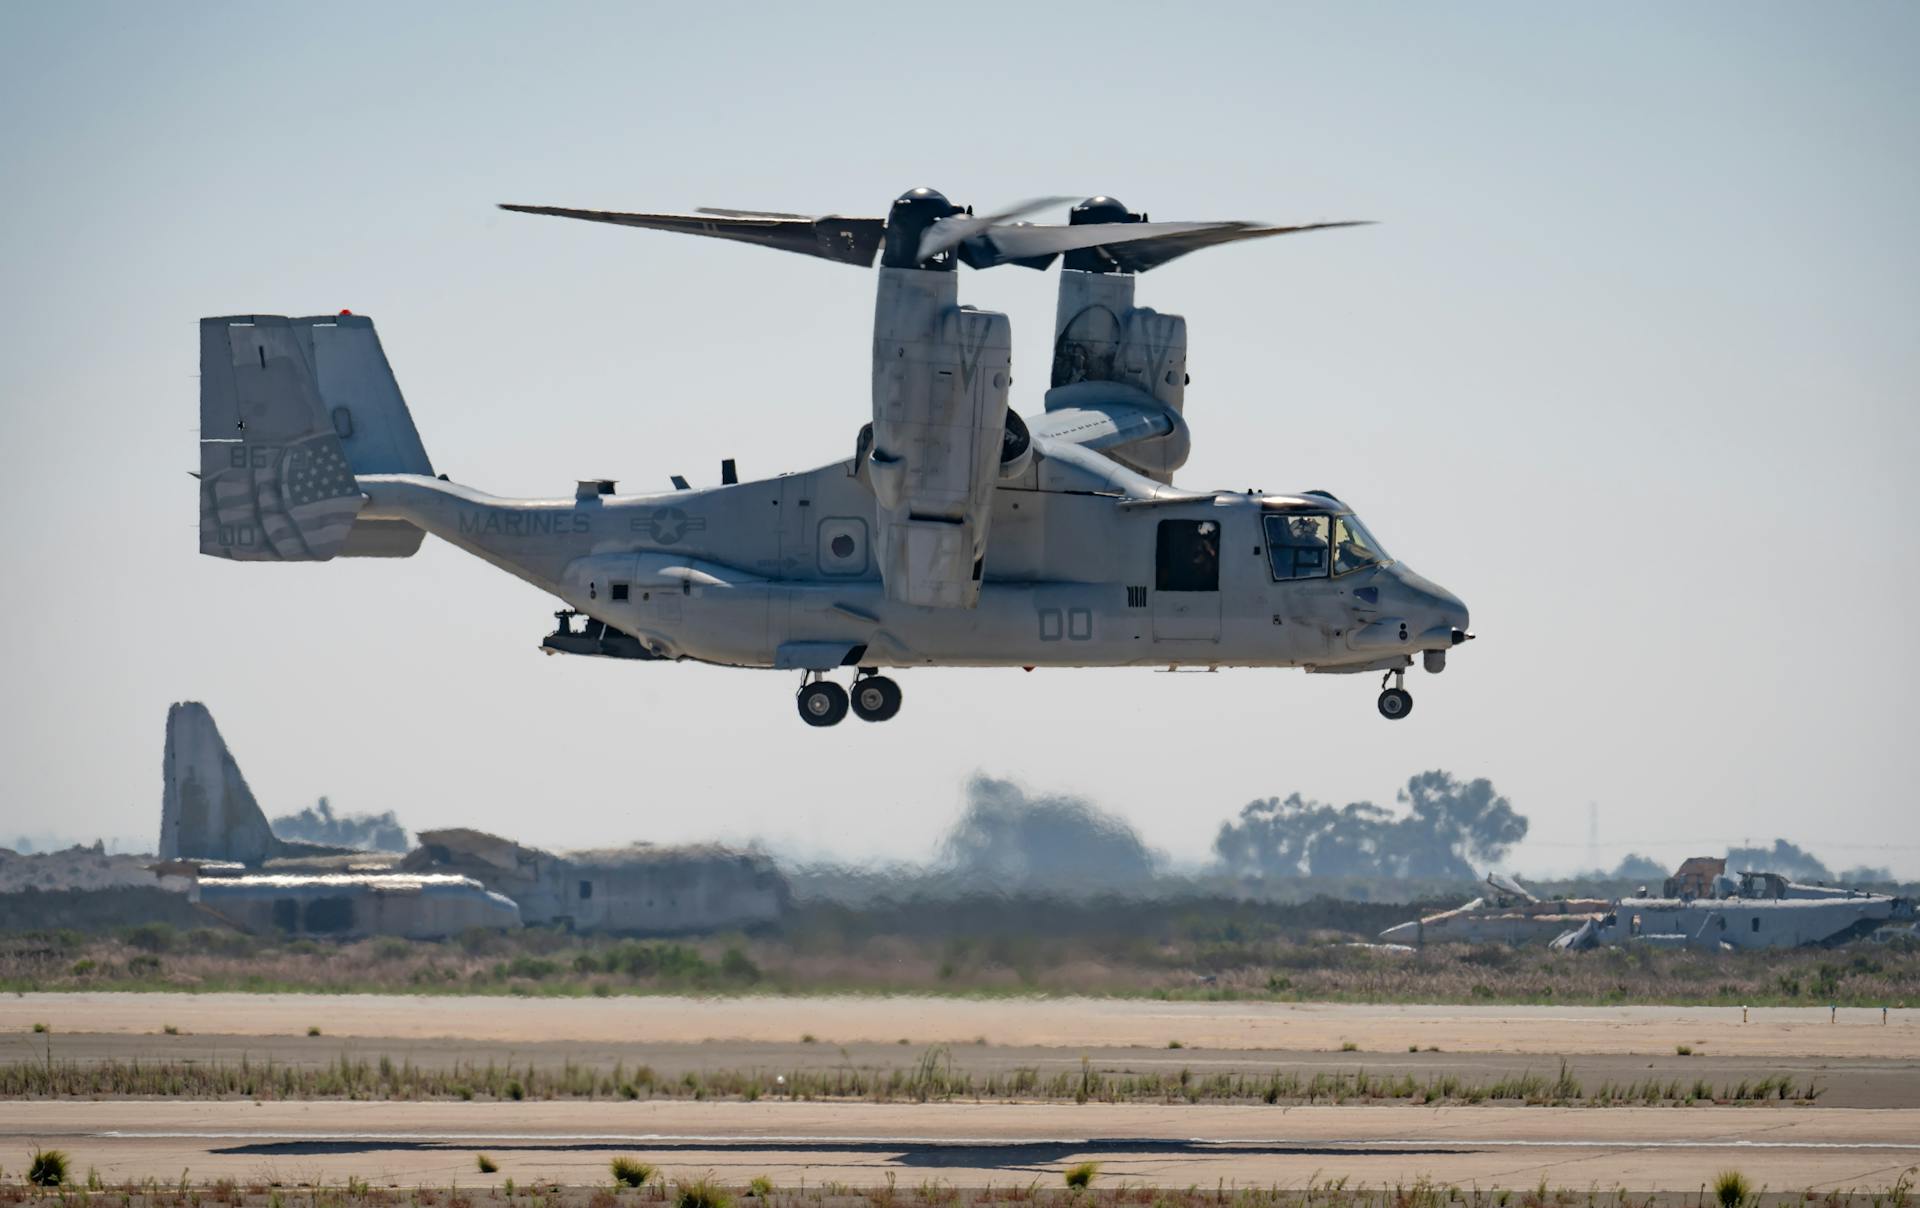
[1378,667,1414,721]
[797,668,902,727]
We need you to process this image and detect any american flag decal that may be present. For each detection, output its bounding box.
[201,433,364,561]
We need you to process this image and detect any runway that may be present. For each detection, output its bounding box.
[7,1101,1917,1191]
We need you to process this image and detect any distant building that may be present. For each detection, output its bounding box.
[406,828,788,934]
[190,871,518,939]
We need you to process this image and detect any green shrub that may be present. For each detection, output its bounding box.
[675,1178,731,1208]
[1714,1169,1752,1208]
[1676,1044,1693,1056]
[610,1157,654,1188]
[720,947,760,983]
[28,1147,69,1187]
[125,922,178,953]
[31,1022,47,1034]
[1064,1162,1098,1190]
[476,1155,499,1174]
[307,1025,322,1037]
[127,954,163,975]
[1340,1041,1359,1052]
[747,1176,774,1198]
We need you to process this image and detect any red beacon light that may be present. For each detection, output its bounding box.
[338,308,353,316]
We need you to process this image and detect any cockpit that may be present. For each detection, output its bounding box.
[1261,509,1391,581]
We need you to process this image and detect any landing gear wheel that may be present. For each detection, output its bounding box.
[1377,688,1414,720]
[797,681,849,727]
[850,676,902,722]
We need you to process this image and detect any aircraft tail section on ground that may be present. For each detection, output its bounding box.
[199,314,431,560]
[160,702,283,864]
[160,702,355,866]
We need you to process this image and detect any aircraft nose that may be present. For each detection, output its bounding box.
[1392,565,1470,634]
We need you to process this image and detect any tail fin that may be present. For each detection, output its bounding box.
[199,314,432,560]
[160,702,282,864]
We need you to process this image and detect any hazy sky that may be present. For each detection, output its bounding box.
[2,3,1915,876]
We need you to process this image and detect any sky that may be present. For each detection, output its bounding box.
[1,3,1915,877]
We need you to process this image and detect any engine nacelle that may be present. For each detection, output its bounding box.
[869,266,1012,609]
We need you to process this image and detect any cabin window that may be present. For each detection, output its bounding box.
[1333,514,1390,576]
[1751,916,1760,933]
[1263,514,1330,581]
[1156,520,1220,592]
[579,880,593,901]
[611,583,629,602]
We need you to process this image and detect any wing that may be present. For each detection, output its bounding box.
[499,204,886,267]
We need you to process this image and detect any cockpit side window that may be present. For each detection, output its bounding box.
[1333,514,1389,576]
[1263,514,1330,581]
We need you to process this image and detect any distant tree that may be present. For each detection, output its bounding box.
[938,776,1157,891]
[1838,865,1892,885]
[1212,771,1526,882]
[271,797,409,853]
[1610,852,1668,881]
[1725,838,1832,883]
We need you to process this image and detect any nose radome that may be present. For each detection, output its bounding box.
[1391,565,1470,632]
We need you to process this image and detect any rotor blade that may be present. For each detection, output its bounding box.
[695,206,813,219]
[963,218,1371,272]
[499,204,886,267]
[916,196,1077,263]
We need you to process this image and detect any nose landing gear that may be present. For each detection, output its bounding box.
[796,669,903,726]
[1378,668,1414,721]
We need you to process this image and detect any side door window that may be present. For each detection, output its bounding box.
[1156,519,1220,592]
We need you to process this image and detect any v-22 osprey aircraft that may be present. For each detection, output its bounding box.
[196,189,1473,726]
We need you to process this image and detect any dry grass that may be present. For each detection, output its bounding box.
[1,912,1914,1006]
[0,1052,1819,1107]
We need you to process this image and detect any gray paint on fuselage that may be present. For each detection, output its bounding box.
[358,432,1466,673]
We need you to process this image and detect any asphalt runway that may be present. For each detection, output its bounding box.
[7,1101,1917,1192]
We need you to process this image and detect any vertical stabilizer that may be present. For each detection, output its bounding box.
[160,702,281,864]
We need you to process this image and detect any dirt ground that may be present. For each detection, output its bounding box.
[5,994,1914,1058]
[4,1030,1914,1109]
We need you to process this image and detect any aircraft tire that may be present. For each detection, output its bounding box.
[798,681,849,727]
[850,676,902,722]
[1377,687,1413,720]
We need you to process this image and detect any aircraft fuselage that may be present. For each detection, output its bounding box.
[358,435,1469,678]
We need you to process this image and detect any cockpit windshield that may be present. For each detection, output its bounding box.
[1333,514,1389,575]
[1263,511,1391,581]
